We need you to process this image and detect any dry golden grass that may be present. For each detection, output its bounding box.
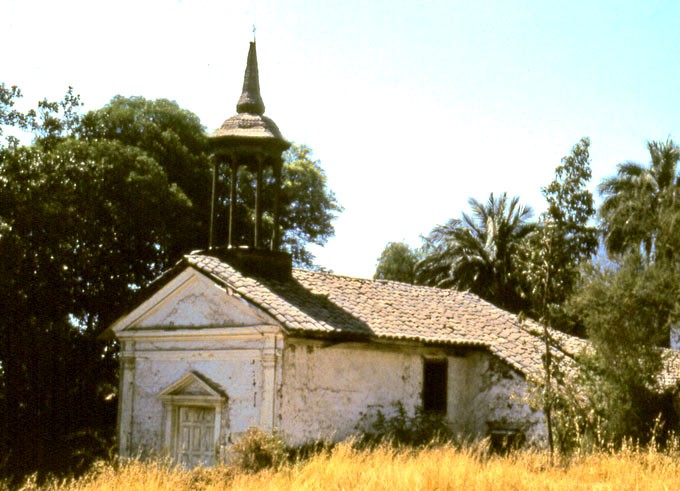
[18,442,680,491]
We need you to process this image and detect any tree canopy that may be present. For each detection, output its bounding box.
[567,254,680,444]
[523,137,598,331]
[0,90,200,478]
[560,139,680,447]
[374,242,421,284]
[599,139,680,261]
[79,96,212,259]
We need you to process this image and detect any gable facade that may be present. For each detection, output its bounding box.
[113,267,283,462]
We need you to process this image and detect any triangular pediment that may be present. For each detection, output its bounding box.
[109,267,278,335]
[159,371,226,402]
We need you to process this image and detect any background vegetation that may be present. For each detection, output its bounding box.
[376,136,680,451]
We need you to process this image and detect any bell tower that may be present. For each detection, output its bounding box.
[208,42,292,279]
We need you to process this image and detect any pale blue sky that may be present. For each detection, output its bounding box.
[5,0,680,277]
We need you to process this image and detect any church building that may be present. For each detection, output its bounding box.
[105,42,677,467]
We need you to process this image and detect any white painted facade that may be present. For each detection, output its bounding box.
[280,339,543,445]
[111,267,543,465]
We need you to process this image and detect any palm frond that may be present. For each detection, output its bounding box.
[417,192,533,312]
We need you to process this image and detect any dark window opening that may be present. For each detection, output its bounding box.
[423,358,447,414]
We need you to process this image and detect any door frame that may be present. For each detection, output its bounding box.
[159,372,227,464]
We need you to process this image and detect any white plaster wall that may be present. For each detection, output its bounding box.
[466,354,545,445]
[279,339,422,444]
[135,271,275,329]
[278,339,544,446]
[447,353,484,434]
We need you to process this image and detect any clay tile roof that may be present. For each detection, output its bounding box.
[183,254,680,388]
[185,254,563,379]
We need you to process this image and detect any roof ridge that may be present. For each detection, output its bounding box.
[293,268,475,295]
[293,267,374,283]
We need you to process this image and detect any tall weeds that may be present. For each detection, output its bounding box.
[14,440,680,491]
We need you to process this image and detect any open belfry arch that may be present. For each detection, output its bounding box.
[209,41,290,253]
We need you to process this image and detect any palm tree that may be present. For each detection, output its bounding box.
[599,139,680,261]
[416,192,535,313]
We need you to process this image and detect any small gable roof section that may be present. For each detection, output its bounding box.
[185,254,556,380]
[108,265,278,336]
[160,371,227,405]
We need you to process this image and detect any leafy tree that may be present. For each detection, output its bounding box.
[79,96,211,259]
[542,137,598,273]
[520,138,598,457]
[568,253,680,444]
[279,145,342,266]
[374,242,421,284]
[32,87,84,150]
[0,83,22,128]
[549,139,680,449]
[599,139,680,261]
[523,137,598,331]
[0,123,190,478]
[0,83,31,147]
[416,192,535,313]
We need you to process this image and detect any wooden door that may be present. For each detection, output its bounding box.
[176,406,215,467]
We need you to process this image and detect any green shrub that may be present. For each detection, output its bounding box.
[230,428,287,473]
[356,402,456,447]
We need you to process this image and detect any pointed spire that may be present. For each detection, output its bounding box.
[236,42,265,115]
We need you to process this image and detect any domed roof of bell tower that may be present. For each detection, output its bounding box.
[210,41,289,152]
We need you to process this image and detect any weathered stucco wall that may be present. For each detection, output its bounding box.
[118,333,282,458]
[278,338,543,445]
[463,353,545,445]
[278,339,422,444]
